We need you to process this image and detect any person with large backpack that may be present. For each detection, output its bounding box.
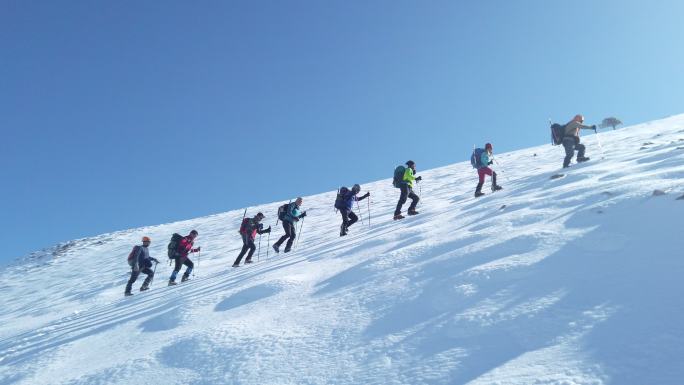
[272,197,307,254]
[232,212,271,267]
[561,114,596,168]
[335,184,370,236]
[168,230,200,286]
[393,160,422,220]
[472,143,503,197]
[125,236,159,296]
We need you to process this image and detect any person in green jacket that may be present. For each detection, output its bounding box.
[394,160,422,220]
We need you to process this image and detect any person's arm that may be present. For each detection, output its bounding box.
[357,192,370,201]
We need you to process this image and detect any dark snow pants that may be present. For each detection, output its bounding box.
[126,267,154,293]
[562,137,586,168]
[275,220,296,251]
[339,208,358,230]
[234,233,257,265]
[170,257,193,281]
[394,184,419,216]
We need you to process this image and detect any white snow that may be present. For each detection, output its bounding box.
[1,115,683,385]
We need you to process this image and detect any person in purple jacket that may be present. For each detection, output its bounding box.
[334,184,370,236]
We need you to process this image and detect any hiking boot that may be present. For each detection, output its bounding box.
[407,210,419,216]
[474,191,485,198]
[168,280,177,286]
[232,263,240,268]
[181,275,190,283]
[491,185,503,192]
[340,224,348,236]
[124,291,133,297]
[283,248,291,253]
[245,259,253,264]
[272,244,280,254]
[393,214,405,220]
[577,156,590,163]
[139,285,149,292]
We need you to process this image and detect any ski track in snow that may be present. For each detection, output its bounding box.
[1,116,684,385]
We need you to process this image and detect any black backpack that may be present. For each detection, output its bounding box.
[393,166,406,188]
[167,233,183,259]
[550,123,566,145]
[277,203,290,221]
[335,187,350,208]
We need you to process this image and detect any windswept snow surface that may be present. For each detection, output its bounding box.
[2,116,684,385]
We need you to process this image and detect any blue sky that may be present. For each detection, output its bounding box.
[2,0,683,262]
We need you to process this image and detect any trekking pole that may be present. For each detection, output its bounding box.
[150,261,158,286]
[257,233,262,262]
[367,196,371,228]
[193,248,200,278]
[355,200,365,227]
[593,127,607,160]
[266,225,272,259]
[295,217,305,250]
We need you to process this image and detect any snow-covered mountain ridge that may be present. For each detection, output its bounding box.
[1,115,683,385]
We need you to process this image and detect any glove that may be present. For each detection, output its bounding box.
[299,211,307,219]
[191,247,200,253]
[363,192,370,199]
[416,176,422,182]
[152,258,160,264]
[488,161,493,165]
[264,226,271,234]
[592,125,597,132]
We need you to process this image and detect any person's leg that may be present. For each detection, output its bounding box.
[340,209,350,235]
[562,138,575,167]
[285,222,297,252]
[140,267,154,290]
[245,239,257,263]
[394,184,409,216]
[125,269,140,294]
[407,188,420,213]
[233,234,250,265]
[347,211,358,227]
[181,258,194,281]
[274,221,290,249]
[169,257,182,282]
[476,168,486,195]
[233,246,249,265]
[576,143,586,159]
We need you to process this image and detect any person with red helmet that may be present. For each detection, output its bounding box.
[474,143,503,197]
[562,114,596,168]
[125,236,160,296]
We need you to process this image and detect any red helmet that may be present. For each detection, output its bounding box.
[485,143,493,151]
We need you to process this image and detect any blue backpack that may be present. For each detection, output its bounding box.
[393,166,406,188]
[470,148,485,168]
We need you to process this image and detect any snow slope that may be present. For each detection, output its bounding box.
[1,115,684,385]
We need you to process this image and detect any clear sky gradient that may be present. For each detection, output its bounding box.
[2,0,683,262]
